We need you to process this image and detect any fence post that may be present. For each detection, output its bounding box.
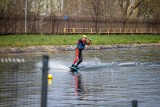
[41,55,49,107]
[64,28,66,34]
[132,100,138,107]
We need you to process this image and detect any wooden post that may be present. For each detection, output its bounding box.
[91,28,92,34]
[64,28,66,34]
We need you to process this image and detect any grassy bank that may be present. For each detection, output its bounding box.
[0,34,160,47]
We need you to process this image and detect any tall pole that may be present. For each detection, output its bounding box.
[41,55,49,107]
[25,0,28,34]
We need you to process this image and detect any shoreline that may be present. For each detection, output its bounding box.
[0,43,160,54]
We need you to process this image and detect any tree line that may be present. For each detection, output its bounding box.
[0,0,160,34]
[0,0,160,20]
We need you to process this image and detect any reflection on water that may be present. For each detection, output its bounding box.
[73,73,83,96]
[0,47,160,107]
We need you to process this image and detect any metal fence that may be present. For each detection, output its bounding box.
[0,56,49,107]
[0,15,160,34]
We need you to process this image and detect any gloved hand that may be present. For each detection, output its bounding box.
[87,38,92,41]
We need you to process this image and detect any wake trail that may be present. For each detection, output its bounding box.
[36,60,70,70]
[35,58,160,70]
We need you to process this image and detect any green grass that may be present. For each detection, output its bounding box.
[0,34,159,47]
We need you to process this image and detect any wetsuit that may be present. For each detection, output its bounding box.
[72,38,90,67]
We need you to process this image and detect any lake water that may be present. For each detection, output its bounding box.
[0,47,160,107]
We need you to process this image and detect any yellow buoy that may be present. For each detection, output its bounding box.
[48,74,53,79]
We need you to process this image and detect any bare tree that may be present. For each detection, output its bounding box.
[83,0,104,33]
[0,0,25,34]
[137,0,160,33]
[116,0,142,30]
[63,0,82,16]
[118,0,142,19]
[0,0,25,16]
[138,0,160,20]
[101,0,118,19]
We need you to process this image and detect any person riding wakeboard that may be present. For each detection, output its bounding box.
[71,35,91,69]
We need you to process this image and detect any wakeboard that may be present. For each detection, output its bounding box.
[69,66,79,72]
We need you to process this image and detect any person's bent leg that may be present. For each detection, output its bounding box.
[71,48,79,67]
[76,50,83,66]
